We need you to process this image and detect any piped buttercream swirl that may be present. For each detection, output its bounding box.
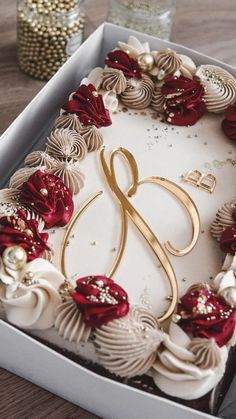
[0,188,45,230]
[211,198,236,241]
[55,297,91,344]
[0,188,20,217]
[155,49,182,80]
[120,75,154,109]
[24,151,56,169]
[0,258,64,329]
[79,125,103,152]
[195,65,236,113]
[94,305,164,378]
[101,68,127,94]
[9,166,46,189]
[152,322,227,400]
[49,160,85,195]
[55,113,82,132]
[151,83,166,112]
[46,128,87,161]
[189,338,221,369]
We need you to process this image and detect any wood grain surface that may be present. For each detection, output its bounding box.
[0,1,236,418]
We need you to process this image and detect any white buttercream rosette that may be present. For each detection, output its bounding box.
[213,255,236,346]
[152,323,228,400]
[0,258,64,329]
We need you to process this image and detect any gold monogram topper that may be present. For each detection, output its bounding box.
[184,169,216,194]
[61,147,201,323]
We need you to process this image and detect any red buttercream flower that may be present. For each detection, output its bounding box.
[177,287,236,347]
[222,102,236,141]
[161,75,206,126]
[220,226,236,255]
[0,209,49,261]
[20,170,74,229]
[62,84,112,128]
[71,275,129,328]
[105,50,142,78]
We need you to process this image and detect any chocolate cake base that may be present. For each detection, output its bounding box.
[27,330,236,417]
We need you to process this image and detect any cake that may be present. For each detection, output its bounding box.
[0,36,236,415]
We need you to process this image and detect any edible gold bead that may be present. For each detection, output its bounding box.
[172,313,181,323]
[25,229,34,237]
[40,188,48,196]
[137,52,155,72]
[59,280,74,296]
[2,246,27,271]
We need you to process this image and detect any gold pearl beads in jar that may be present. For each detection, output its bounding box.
[17,0,85,81]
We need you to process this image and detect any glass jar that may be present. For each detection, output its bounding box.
[17,0,85,80]
[107,0,176,40]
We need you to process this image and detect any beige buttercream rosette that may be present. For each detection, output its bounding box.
[196,65,236,113]
[211,197,236,241]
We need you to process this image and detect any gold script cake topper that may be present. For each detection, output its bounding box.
[61,147,201,322]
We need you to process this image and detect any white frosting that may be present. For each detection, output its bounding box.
[118,36,151,59]
[213,255,236,321]
[94,305,164,378]
[27,210,45,232]
[101,90,119,113]
[214,255,236,293]
[0,257,20,296]
[0,258,64,329]
[152,323,228,400]
[80,67,103,90]
[118,37,159,76]
[178,54,196,78]
[222,254,234,271]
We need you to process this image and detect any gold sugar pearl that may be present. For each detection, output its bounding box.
[17,0,84,80]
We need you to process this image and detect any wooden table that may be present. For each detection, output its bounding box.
[0,1,236,417]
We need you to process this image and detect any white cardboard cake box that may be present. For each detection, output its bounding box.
[0,23,235,419]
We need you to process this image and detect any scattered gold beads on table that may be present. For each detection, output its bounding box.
[17,0,85,80]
